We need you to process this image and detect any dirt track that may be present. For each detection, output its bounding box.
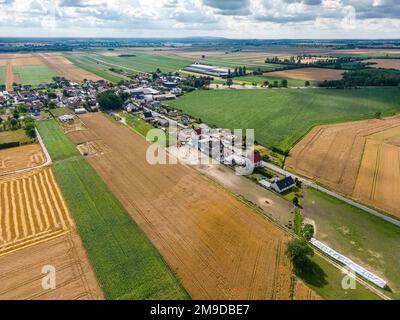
[74,113,317,300]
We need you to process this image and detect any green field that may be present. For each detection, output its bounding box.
[167,88,400,151]
[36,119,80,161]
[0,66,5,85]
[303,188,400,299]
[64,55,127,83]
[53,158,189,300]
[87,51,193,73]
[234,74,319,87]
[13,65,56,85]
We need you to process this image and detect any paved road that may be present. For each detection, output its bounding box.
[262,161,400,228]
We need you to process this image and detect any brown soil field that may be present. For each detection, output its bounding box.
[37,53,104,82]
[366,59,400,70]
[0,230,103,299]
[12,56,43,66]
[334,49,400,54]
[265,68,344,81]
[287,116,400,216]
[74,113,315,300]
[0,144,45,174]
[0,167,74,255]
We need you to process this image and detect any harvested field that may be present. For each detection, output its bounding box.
[76,113,310,300]
[287,115,400,217]
[77,140,110,156]
[38,53,104,82]
[0,230,103,299]
[353,128,400,217]
[5,60,14,91]
[366,59,400,70]
[264,68,344,81]
[0,167,73,255]
[67,129,99,145]
[294,281,321,300]
[0,144,45,174]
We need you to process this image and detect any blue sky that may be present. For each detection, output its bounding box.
[0,0,399,38]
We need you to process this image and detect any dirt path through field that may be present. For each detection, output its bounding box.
[74,113,315,300]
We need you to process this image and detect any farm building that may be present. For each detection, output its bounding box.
[270,176,295,193]
[185,64,230,77]
[143,111,154,121]
[58,115,74,123]
[74,108,87,114]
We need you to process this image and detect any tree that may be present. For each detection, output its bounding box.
[97,90,123,111]
[226,78,233,88]
[293,196,299,207]
[25,122,36,139]
[285,239,314,271]
[243,66,247,75]
[262,80,270,87]
[305,80,310,87]
[302,224,314,241]
[10,118,18,130]
[375,111,382,119]
[281,79,288,88]
[48,101,56,109]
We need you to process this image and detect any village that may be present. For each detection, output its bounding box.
[0,69,296,196]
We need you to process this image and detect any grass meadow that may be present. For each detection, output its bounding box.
[0,66,5,86]
[303,187,400,299]
[36,119,80,161]
[13,65,56,85]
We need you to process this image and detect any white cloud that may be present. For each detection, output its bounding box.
[0,0,398,38]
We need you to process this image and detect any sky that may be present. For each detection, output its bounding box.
[0,0,399,39]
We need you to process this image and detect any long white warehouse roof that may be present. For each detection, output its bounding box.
[310,238,387,289]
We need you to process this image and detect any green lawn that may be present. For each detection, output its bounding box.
[167,88,400,152]
[49,107,74,117]
[0,66,5,85]
[53,158,189,300]
[298,254,380,300]
[303,187,400,299]
[123,113,155,138]
[0,128,33,145]
[13,65,56,85]
[36,119,80,161]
